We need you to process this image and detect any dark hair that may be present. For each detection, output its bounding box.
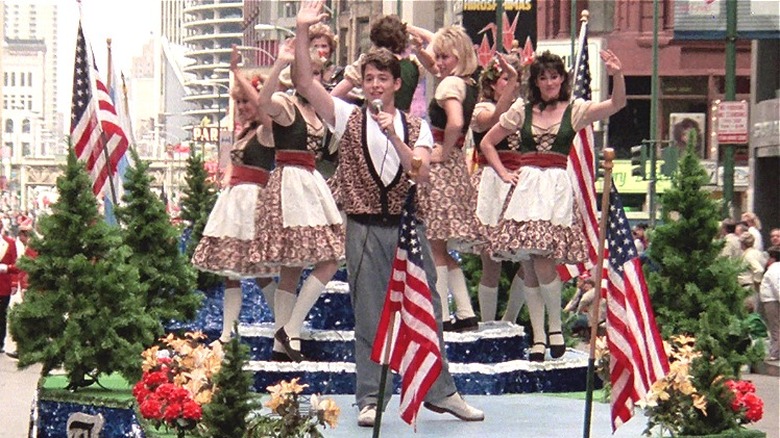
[527,51,570,107]
[722,218,737,234]
[672,117,703,150]
[360,47,401,80]
[370,15,408,55]
[478,55,521,102]
[767,246,780,261]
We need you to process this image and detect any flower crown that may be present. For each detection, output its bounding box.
[251,75,264,91]
[479,60,502,84]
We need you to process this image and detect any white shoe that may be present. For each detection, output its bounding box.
[357,404,376,427]
[424,393,485,421]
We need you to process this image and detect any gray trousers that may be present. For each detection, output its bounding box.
[346,216,457,410]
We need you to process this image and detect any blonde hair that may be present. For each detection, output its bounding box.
[741,212,761,230]
[431,25,478,77]
[288,48,326,88]
[230,69,266,99]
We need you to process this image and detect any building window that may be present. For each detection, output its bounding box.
[4,119,13,133]
[10,72,15,87]
[28,72,32,85]
[283,1,297,17]
[22,143,31,157]
[3,72,7,86]
[22,119,31,133]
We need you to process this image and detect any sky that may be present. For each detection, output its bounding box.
[57,0,158,110]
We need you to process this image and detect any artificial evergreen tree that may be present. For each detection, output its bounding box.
[115,149,201,334]
[646,139,759,372]
[179,149,220,290]
[9,149,157,389]
[201,329,257,437]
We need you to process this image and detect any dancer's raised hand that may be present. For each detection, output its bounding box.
[297,0,329,28]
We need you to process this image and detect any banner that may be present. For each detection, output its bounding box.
[462,0,537,51]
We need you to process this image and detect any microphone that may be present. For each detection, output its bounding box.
[370,99,383,115]
[370,99,388,135]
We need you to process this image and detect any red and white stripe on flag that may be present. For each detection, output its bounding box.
[371,188,443,426]
[70,23,129,197]
[558,125,600,282]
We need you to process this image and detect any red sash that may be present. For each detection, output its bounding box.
[475,151,567,171]
[229,164,270,186]
[431,128,465,150]
[275,150,315,171]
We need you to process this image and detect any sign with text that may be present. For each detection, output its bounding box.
[462,0,537,51]
[192,126,220,143]
[716,101,749,144]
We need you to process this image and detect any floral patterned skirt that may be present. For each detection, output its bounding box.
[247,166,345,268]
[417,148,484,248]
[191,183,278,279]
[486,166,588,264]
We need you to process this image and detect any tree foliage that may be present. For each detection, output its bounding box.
[115,149,201,334]
[179,150,220,290]
[201,331,257,437]
[9,149,157,389]
[646,142,759,372]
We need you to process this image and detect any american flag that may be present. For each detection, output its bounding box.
[371,186,443,426]
[604,181,669,430]
[558,20,601,284]
[70,23,130,198]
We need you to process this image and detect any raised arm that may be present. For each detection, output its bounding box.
[230,45,272,128]
[480,124,518,185]
[294,0,336,126]
[407,25,437,75]
[581,50,626,125]
[473,55,518,131]
[256,40,294,122]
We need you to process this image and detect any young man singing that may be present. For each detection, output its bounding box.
[292,0,484,428]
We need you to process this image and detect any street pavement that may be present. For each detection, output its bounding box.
[0,353,776,438]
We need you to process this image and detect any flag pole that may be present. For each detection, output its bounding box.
[582,148,615,438]
[372,157,423,438]
[101,38,119,207]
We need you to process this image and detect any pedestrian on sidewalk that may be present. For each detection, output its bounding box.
[759,246,780,361]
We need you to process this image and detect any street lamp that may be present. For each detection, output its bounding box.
[237,45,277,65]
[254,23,296,38]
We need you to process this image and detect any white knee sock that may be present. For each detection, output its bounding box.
[449,268,476,319]
[261,280,277,316]
[539,278,563,336]
[525,285,546,345]
[502,274,526,323]
[220,287,242,342]
[435,266,451,322]
[478,284,498,322]
[284,276,326,351]
[273,289,295,352]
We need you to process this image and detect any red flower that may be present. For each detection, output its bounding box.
[163,402,183,422]
[182,400,203,420]
[143,369,169,387]
[140,396,164,420]
[155,383,177,401]
[132,381,151,403]
[742,392,763,423]
[158,357,172,365]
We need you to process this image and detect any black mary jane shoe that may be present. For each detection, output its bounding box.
[271,350,292,362]
[274,327,306,362]
[528,342,547,362]
[548,331,566,359]
[450,316,479,332]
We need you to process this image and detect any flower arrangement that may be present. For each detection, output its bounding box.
[133,331,223,437]
[641,335,764,437]
[246,378,340,438]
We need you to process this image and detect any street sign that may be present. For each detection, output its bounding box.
[716,101,749,144]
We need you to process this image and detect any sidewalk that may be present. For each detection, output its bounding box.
[1,353,776,438]
[0,354,41,438]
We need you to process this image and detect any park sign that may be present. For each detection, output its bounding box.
[461,0,537,51]
[716,101,749,145]
[192,125,220,143]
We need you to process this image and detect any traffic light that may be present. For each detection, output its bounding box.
[660,146,679,177]
[631,144,648,180]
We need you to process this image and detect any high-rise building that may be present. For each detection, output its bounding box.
[160,0,186,45]
[181,0,243,125]
[2,1,60,144]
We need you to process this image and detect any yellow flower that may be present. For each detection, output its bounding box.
[318,398,340,428]
[141,346,160,372]
[691,393,708,414]
[283,377,308,395]
[194,388,213,405]
[265,392,285,412]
